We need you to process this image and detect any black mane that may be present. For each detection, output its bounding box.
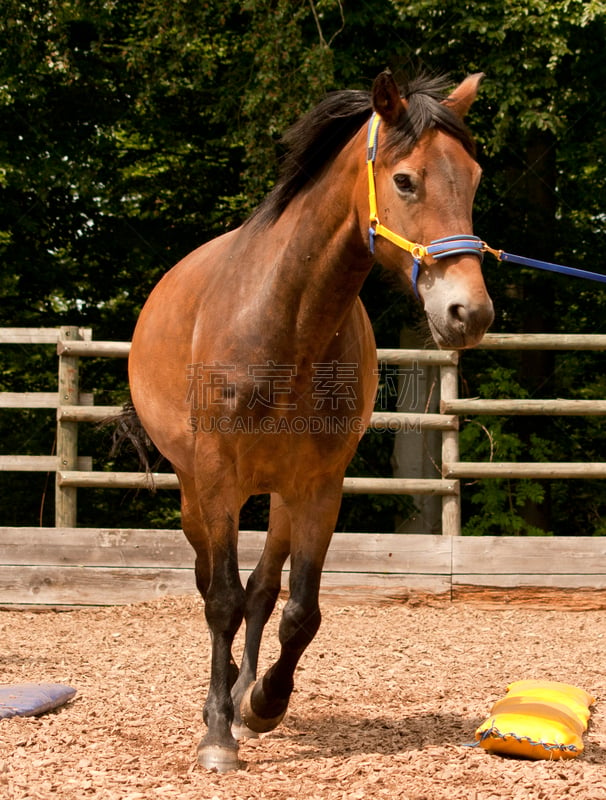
[248,73,476,228]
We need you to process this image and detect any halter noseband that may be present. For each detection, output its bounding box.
[366,112,484,299]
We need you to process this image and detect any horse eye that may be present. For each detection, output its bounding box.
[393,173,416,194]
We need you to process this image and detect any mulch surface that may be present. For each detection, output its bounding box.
[1,594,606,799]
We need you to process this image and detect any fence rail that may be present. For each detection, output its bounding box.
[3,327,606,533]
[2,327,606,607]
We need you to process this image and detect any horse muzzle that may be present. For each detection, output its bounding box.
[426,290,494,349]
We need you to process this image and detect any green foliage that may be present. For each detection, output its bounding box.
[459,366,550,536]
[459,347,606,536]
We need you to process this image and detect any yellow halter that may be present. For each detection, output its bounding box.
[366,112,484,298]
[367,112,428,263]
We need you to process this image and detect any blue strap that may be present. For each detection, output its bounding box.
[411,257,421,299]
[412,236,483,298]
[427,235,484,261]
[368,226,376,255]
[498,250,606,285]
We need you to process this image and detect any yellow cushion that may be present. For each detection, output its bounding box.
[475,681,594,760]
[506,680,595,709]
[503,685,592,726]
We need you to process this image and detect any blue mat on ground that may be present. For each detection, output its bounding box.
[0,683,77,719]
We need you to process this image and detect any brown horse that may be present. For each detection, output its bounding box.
[128,70,493,771]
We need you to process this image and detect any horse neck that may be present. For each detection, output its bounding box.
[260,133,372,355]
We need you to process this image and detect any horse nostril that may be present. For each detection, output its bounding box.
[447,301,495,337]
[448,303,468,325]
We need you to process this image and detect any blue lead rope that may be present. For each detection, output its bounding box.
[495,250,606,285]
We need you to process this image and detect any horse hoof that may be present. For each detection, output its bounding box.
[239,682,287,734]
[232,721,260,741]
[197,744,242,773]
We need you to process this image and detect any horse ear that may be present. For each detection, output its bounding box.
[372,70,407,125]
[443,73,485,119]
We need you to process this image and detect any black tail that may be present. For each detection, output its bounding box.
[103,401,165,479]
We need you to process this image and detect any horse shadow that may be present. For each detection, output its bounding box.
[251,709,484,764]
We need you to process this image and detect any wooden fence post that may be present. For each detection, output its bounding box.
[392,328,442,533]
[55,326,83,527]
[440,362,461,536]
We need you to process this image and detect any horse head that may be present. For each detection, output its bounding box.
[367,71,494,348]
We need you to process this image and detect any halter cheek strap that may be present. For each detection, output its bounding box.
[366,112,484,299]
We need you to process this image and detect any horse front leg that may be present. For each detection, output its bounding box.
[180,473,246,772]
[239,482,341,734]
[198,538,246,772]
[231,493,291,739]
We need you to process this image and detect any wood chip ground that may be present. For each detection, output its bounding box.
[1,594,606,799]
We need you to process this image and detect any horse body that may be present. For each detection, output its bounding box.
[131,133,378,485]
[129,70,493,771]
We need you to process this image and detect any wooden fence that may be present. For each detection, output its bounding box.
[2,327,606,608]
